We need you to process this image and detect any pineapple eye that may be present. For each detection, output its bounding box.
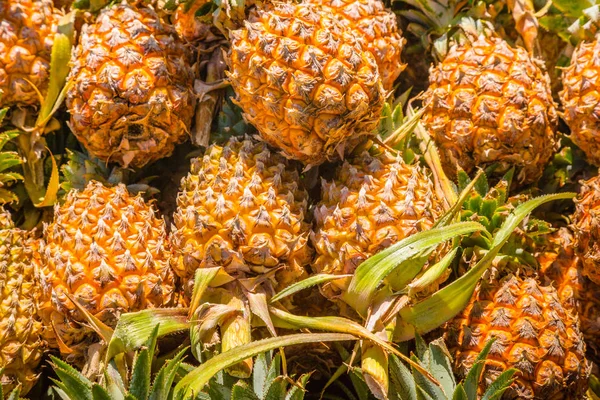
[127,124,145,138]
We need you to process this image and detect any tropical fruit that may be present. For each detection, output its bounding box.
[0,208,44,395]
[572,175,600,285]
[421,29,558,186]
[66,1,196,168]
[444,272,589,399]
[38,181,175,363]
[538,227,600,365]
[304,0,405,90]
[560,38,600,166]
[311,150,442,298]
[0,0,59,107]
[228,2,385,166]
[170,136,312,296]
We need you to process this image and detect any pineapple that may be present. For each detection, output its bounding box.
[38,181,176,363]
[311,150,442,299]
[422,27,558,186]
[170,136,312,296]
[560,39,600,167]
[0,207,45,395]
[170,136,312,377]
[572,174,600,285]
[227,2,385,166]
[401,1,558,186]
[304,0,405,90]
[0,0,59,107]
[444,272,589,399]
[443,175,590,399]
[66,1,196,168]
[538,227,600,366]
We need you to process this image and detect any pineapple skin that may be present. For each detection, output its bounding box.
[572,175,600,286]
[0,0,59,107]
[0,209,45,395]
[170,136,313,298]
[539,227,600,366]
[560,39,600,166]
[444,273,590,400]
[304,0,405,91]
[38,181,176,363]
[422,35,558,186]
[311,151,442,298]
[66,1,196,168]
[228,2,385,166]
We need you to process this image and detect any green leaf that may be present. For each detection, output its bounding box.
[264,376,288,400]
[37,12,74,126]
[287,373,310,400]
[91,384,113,400]
[270,274,351,304]
[451,385,468,400]
[107,308,189,360]
[388,355,417,400]
[411,352,445,400]
[396,193,575,341]
[463,339,495,400]
[231,382,260,400]
[149,347,188,400]
[51,356,94,400]
[253,352,270,398]
[426,340,455,398]
[104,362,127,400]
[344,221,484,315]
[348,369,372,400]
[5,387,20,400]
[407,248,457,296]
[479,369,517,400]
[173,333,358,399]
[265,353,282,390]
[129,325,160,399]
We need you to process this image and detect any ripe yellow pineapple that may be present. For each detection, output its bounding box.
[538,227,600,365]
[227,2,385,166]
[0,208,45,395]
[421,25,558,186]
[66,1,196,168]
[304,0,405,90]
[561,39,600,166]
[311,150,442,298]
[170,136,312,296]
[444,272,589,399]
[572,175,600,285]
[0,0,59,107]
[38,181,175,363]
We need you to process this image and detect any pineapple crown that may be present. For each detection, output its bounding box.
[0,109,23,205]
[398,0,505,61]
[539,0,600,46]
[48,324,310,400]
[457,169,552,275]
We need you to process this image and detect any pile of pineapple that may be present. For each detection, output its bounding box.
[1,0,600,398]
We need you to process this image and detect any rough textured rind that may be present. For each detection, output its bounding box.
[305,0,405,90]
[0,0,58,107]
[0,208,44,395]
[445,274,590,400]
[66,1,196,168]
[572,175,600,285]
[539,227,600,365]
[39,181,175,362]
[422,35,557,186]
[171,136,312,297]
[311,151,442,298]
[560,39,600,166]
[228,2,385,165]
